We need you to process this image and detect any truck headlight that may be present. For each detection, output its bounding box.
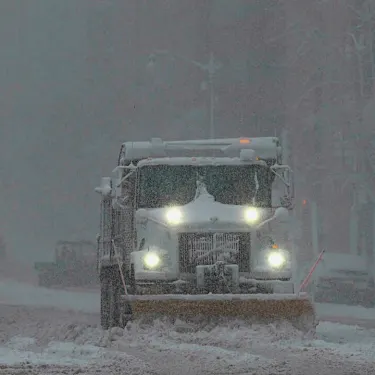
[244,207,259,223]
[267,251,286,268]
[143,252,161,269]
[165,207,182,225]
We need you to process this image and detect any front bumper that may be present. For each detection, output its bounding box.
[134,270,178,281]
[134,267,292,282]
[133,277,294,294]
[251,266,292,280]
[134,264,293,294]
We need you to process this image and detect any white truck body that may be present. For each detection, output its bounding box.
[96,137,295,294]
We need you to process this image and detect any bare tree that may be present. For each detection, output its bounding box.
[282,0,371,256]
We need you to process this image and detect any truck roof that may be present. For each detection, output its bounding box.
[119,137,280,164]
[137,156,267,168]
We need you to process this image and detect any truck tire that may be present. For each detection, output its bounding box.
[110,267,122,328]
[100,266,122,330]
[38,272,51,288]
[100,268,111,330]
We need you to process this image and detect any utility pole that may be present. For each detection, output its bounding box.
[147,50,221,139]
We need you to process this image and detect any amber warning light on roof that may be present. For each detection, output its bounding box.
[239,138,251,144]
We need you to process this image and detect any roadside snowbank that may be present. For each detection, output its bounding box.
[0,257,36,285]
[316,302,375,320]
[0,280,99,312]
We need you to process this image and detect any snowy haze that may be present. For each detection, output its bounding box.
[0,1,281,261]
[0,1,136,260]
[0,1,373,262]
[0,1,92,260]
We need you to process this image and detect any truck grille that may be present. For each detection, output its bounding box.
[178,232,250,273]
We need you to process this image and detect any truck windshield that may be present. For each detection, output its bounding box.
[137,164,274,209]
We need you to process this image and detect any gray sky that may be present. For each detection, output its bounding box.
[0,1,92,260]
[1,1,371,262]
[0,0,266,261]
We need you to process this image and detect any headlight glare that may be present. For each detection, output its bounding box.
[267,251,286,268]
[143,252,161,269]
[166,207,182,225]
[244,207,259,223]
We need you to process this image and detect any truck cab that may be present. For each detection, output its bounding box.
[95,137,295,328]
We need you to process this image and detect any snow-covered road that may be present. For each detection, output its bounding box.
[1,279,375,374]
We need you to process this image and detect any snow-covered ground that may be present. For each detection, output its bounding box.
[1,277,375,374]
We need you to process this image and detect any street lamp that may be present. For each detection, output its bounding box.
[147,50,222,139]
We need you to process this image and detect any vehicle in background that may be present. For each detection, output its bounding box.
[34,240,98,288]
[95,136,316,333]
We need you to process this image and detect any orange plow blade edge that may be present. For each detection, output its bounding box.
[122,293,317,333]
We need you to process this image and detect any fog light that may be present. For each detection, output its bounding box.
[143,252,161,269]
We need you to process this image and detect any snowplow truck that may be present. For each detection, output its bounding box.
[95,137,316,331]
[35,240,98,288]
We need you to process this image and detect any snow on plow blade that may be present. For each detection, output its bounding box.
[123,293,317,333]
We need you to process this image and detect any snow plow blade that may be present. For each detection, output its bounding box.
[123,293,317,333]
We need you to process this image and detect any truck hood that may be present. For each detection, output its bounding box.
[135,190,271,229]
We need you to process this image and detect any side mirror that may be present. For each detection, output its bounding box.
[256,206,289,230]
[270,164,294,209]
[274,207,289,221]
[284,167,294,205]
[280,195,293,209]
[95,177,112,197]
